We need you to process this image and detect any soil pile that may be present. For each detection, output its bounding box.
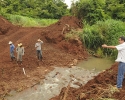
[0,15,123,100]
[0,16,14,35]
[44,16,82,43]
[0,15,86,97]
[51,63,125,100]
[44,16,86,59]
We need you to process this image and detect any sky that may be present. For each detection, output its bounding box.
[64,0,78,8]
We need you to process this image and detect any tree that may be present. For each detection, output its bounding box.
[0,0,69,19]
[72,0,108,25]
[0,0,7,14]
[105,0,125,21]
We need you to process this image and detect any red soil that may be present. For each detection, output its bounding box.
[0,15,86,98]
[0,15,123,100]
[51,63,123,100]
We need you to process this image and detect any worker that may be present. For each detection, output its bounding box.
[8,41,16,61]
[102,36,125,89]
[16,43,25,65]
[35,39,43,61]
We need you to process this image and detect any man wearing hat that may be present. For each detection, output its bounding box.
[8,41,15,61]
[35,39,43,61]
[16,43,25,65]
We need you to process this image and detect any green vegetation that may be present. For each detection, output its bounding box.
[6,14,58,27]
[1,0,125,59]
[65,29,82,40]
[0,0,70,19]
[79,19,125,59]
[71,0,125,25]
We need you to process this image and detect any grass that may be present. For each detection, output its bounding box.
[80,19,125,60]
[64,29,82,40]
[4,14,58,27]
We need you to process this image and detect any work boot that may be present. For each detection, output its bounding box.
[40,56,43,61]
[17,61,19,65]
[20,61,23,65]
[13,56,16,59]
[13,57,16,61]
[11,57,13,62]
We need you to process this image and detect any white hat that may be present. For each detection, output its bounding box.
[18,44,20,46]
[8,41,12,44]
[37,39,41,42]
[18,43,22,46]
[20,43,22,46]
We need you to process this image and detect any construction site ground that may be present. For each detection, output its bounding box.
[0,15,125,100]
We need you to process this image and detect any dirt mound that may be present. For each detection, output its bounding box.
[0,15,122,100]
[51,62,125,100]
[43,16,86,59]
[0,16,15,35]
[44,16,82,43]
[0,15,87,97]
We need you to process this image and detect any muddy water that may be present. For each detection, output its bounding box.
[5,57,113,100]
[78,56,114,72]
[5,67,98,100]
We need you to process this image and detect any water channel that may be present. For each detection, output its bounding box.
[78,56,114,72]
[5,57,113,100]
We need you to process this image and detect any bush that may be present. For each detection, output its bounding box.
[80,19,125,59]
[3,14,58,27]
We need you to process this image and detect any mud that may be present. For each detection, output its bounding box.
[0,15,86,98]
[5,67,98,100]
[0,15,123,100]
[51,63,125,100]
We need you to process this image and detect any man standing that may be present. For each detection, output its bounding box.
[8,41,15,61]
[35,39,43,61]
[102,36,125,89]
[16,43,25,65]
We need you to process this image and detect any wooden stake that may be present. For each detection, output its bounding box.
[23,68,26,75]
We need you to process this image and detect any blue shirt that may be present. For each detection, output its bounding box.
[10,44,15,53]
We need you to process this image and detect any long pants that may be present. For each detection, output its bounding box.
[117,62,125,88]
[36,50,42,60]
[17,54,23,61]
[10,51,15,60]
